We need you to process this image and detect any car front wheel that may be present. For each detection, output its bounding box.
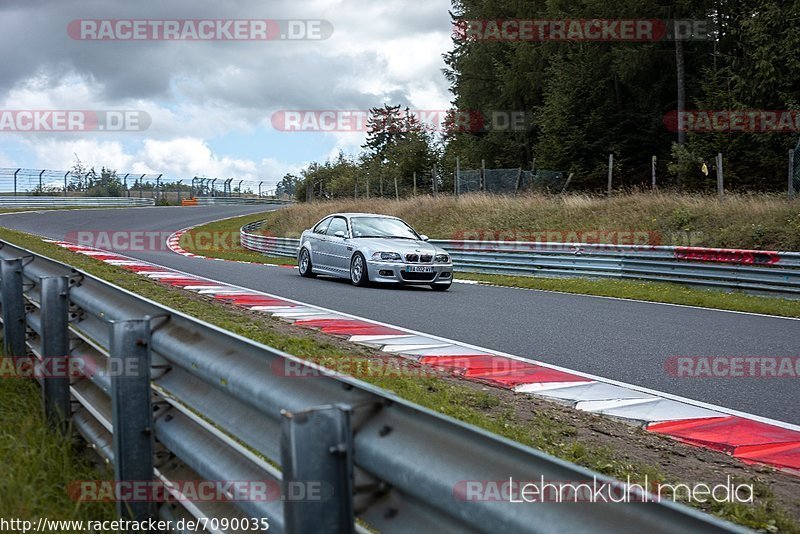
[350,253,369,286]
[298,248,315,278]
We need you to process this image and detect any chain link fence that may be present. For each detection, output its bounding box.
[793,139,800,195]
[457,168,567,195]
[0,168,282,205]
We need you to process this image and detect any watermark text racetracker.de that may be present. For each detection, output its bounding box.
[454,19,709,42]
[664,110,800,133]
[68,19,333,41]
[666,356,799,378]
[270,109,531,133]
[68,230,238,252]
[0,110,150,132]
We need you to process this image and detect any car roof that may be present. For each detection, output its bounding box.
[331,213,401,219]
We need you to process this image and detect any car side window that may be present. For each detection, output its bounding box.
[326,217,348,238]
[313,217,332,234]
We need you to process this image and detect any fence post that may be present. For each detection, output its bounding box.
[64,172,69,197]
[176,180,183,204]
[480,159,485,192]
[13,168,20,197]
[652,156,657,190]
[110,318,155,523]
[0,258,26,359]
[394,175,399,200]
[40,276,70,434]
[455,157,460,196]
[39,169,44,192]
[281,404,354,534]
[790,149,796,201]
[259,181,263,198]
[432,164,438,197]
[514,167,523,195]
[155,174,162,203]
[413,171,417,196]
[607,154,613,196]
[716,153,724,199]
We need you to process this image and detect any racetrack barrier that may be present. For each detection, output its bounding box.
[0,239,743,533]
[240,221,800,298]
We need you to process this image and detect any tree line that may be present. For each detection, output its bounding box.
[291,0,799,200]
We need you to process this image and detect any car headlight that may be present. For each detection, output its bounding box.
[372,252,402,261]
[434,254,450,263]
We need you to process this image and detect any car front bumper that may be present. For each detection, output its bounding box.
[366,260,453,285]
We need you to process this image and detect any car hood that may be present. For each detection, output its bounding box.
[353,238,443,256]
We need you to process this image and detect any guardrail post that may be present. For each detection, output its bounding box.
[110,318,155,523]
[280,404,354,534]
[1,258,26,359]
[40,276,70,433]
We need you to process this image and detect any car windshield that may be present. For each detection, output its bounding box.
[350,217,420,240]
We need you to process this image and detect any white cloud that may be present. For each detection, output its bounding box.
[0,0,455,174]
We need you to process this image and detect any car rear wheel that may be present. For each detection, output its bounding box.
[350,253,369,286]
[430,282,451,291]
[299,248,315,278]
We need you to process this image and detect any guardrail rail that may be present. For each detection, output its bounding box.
[0,239,744,533]
[0,196,155,208]
[240,221,800,298]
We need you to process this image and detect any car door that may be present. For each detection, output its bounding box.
[308,217,332,268]
[324,216,351,273]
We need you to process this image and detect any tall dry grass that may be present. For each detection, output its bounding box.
[264,192,800,250]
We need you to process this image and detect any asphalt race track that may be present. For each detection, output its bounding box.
[2,206,798,425]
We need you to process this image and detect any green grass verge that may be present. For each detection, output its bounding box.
[2,226,796,531]
[0,370,116,523]
[180,212,800,319]
[178,213,297,265]
[461,273,800,318]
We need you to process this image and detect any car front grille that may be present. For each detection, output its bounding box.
[405,253,433,263]
[400,271,437,281]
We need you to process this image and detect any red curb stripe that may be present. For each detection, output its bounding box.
[323,325,407,336]
[647,416,800,454]
[419,355,590,388]
[294,319,370,328]
[734,442,800,470]
[674,247,780,265]
[121,265,166,272]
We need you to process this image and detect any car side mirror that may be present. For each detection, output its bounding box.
[419,234,429,241]
[334,230,347,238]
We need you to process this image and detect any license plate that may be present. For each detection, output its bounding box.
[406,266,434,273]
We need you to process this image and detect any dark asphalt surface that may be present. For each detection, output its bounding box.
[2,206,798,425]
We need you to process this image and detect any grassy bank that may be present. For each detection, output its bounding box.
[261,192,800,250]
[0,369,116,523]
[1,227,798,530]
[180,205,800,318]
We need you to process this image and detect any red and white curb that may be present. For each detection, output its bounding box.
[54,240,800,476]
[168,227,297,269]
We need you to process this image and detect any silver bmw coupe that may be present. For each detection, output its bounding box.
[297,213,453,290]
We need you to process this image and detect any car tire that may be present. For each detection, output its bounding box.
[298,248,316,278]
[430,282,451,291]
[350,252,369,287]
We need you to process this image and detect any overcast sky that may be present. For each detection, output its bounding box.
[0,0,453,186]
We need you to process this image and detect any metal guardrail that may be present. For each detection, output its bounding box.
[192,197,293,206]
[240,221,800,297]
[0,196,155,208]
[0,240,741,533]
